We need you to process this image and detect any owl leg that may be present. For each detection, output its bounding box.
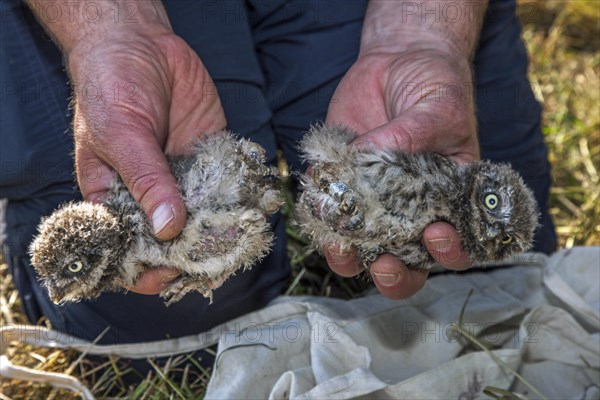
[235,142,282,213]
[358,246,385,269]
[236,142,279,187]
[311,163,364,231]
[160,273,213,306]
[163,208,272,306]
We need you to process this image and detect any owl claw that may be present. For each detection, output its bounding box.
[160,279,188,306]
[327,181,357,216]
[339,191,357,215]
[360,246,385,268]
[160,273,212,306]
[234,143,282,215]
[240,209,263,227]
[237,142,266,165]
[312,164,362,220]
[344,212,364,231]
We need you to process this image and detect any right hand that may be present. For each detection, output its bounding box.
[324,49,478,299]
[67,21,226,294]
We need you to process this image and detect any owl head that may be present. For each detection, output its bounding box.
[29,202,128,304]
[465,161,539,263]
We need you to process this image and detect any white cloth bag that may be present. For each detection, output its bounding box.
[206,247,599,399]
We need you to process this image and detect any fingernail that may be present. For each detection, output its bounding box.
[327,251,351,264]
[325,244,352,263]
[428,237,452,252]
[325,244,362,275]
[152,203,174,235]
[88,191,109,204]
[373,272,400,286]
[325,244,350,261]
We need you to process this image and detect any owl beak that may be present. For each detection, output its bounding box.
[486,225,501,240]
[48,287,65,305]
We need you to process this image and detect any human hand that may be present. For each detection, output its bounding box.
[325,46,480,299]
[63,8,226,294]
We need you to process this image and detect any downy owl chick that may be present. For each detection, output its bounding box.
[30,131,282,305]
[295,125,539,269]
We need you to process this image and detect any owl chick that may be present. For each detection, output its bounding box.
[295,125,539,270]
[30,131,282,305]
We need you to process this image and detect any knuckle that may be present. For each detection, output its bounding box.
[128,170,162,205]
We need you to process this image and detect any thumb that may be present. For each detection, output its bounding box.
[350,108,479,163]
[76,135,187,241]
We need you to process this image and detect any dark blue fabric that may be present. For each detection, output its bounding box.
[475,0,557,253]
[0,0,366,343]
[1,0,555,349]
[0,1,74,201]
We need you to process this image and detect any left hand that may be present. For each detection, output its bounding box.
[324,47,480,299]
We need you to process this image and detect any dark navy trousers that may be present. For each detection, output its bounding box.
[1,0,556,345]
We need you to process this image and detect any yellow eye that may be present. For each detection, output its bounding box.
[501,235,513,244]
[67,261,83,273]
[484,194,499,210]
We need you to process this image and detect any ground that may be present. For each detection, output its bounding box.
[1,1,598,398]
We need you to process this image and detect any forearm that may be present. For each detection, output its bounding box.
[24,0,172,56]
[361,0,488,59]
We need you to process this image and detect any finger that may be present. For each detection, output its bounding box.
[323,243,365,277]
[117,143,186,241]
[125,267,181,295]
[351,109,480,164]
[165,74,227,155]
[75,147,115,203]
[370,254,429,299]
[423,222,472,270]
[94,132,187,241]
[162,41,227,154]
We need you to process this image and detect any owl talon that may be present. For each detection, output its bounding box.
[339,191,357,215]
[343,213,364,231]
[160,278,188,305]
[237,142,266,165]
[358,246,384,269]
[312,164,340,193]
[240,209,263,227]
[160,273,212,306]
[234,143,282,213]
[311,163,361,215]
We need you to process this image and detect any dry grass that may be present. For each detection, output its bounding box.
[1,1,599,398]
[518,0,600,247]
